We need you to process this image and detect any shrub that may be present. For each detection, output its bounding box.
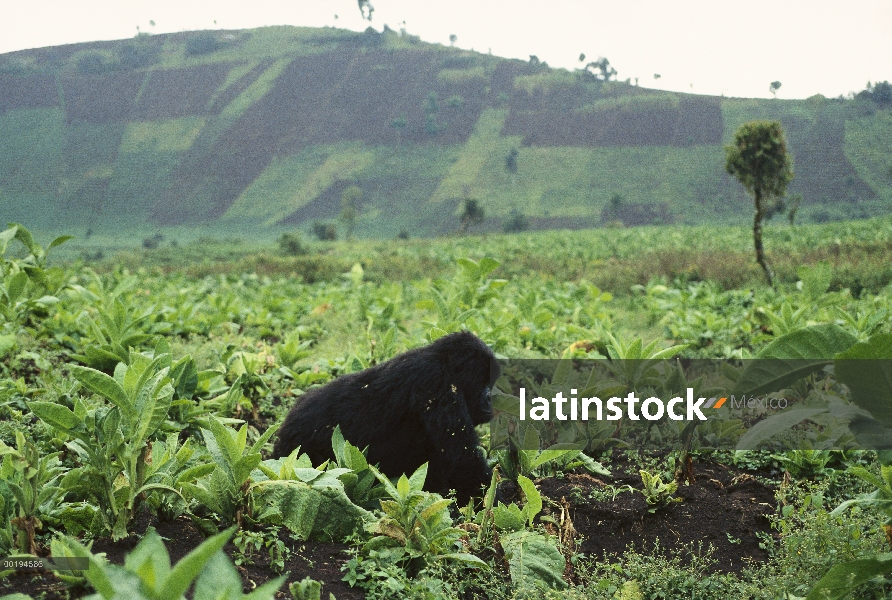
[278,232,307,256]
[118,42,159,70]
[503,210,529,233]
[142,233,164,250]
[186,32,221,56]
[311,222,337,241]
[74,51,118,74]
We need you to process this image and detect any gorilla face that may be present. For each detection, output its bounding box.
[468,385,494,425]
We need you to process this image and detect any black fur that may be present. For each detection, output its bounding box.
[273,331,500,504]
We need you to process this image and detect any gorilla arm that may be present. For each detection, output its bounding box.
[420,390,492,505]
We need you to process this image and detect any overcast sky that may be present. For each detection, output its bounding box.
[3,0,889,99]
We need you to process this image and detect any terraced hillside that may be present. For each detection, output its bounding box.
[0,26,889,238]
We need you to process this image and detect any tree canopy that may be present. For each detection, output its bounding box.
[725,121,793,201]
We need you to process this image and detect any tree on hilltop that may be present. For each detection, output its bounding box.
[725,120,794,287]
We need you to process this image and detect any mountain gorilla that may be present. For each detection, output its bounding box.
[273,331,500,505]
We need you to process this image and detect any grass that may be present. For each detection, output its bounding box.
[49,214,892,302]
[223,143,375,225]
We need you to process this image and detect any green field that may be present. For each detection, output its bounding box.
[3,218,892,597]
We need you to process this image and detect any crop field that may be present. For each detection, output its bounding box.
[1,218,892,599]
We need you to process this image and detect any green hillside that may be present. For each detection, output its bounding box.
[1,26,890,239]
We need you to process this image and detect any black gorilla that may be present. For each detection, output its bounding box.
[273,331,500,504]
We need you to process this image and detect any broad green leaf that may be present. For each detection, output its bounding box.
[736,408,829,450]
[835,334,892,427]
[493,503,526,531]
[132,372,174,443]
[408,463,428,492]
[530,450,572,469]
[516,475,542,526]
[735,323,858,397]
[369,465,399,499]
[161,527,236,600]
[124,529,171,591]
[71,365,132,416]
[0,225,17,255]
[521,427,540,451]
[331,424,347,463]
[806,553,892,600]
[254,481,373,541]
[758,323,857,359]
[170,356,198,400]
[206,417,241,469]
[193,551,285,600]
[11,224,37,255]
[0,335,17,359]
[435,552,487,567]
[248,420,280,455]
[27,401,83,432]
[5,271,28,304]
[419,499,453,521]
[396,474,410,497]
[48,235,74,250]
[500,530,567,592]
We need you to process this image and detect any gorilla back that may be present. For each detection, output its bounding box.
[273,331,499,504]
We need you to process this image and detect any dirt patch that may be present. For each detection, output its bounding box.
[0,73,58,113]
[537,459,776,574]
[504,95,723,147]
[132,63,233,120]
[60,71,144,124]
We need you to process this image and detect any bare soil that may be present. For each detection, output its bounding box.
[536,457,776,574]
[132,63,233,120]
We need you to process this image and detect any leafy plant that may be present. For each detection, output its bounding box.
[0,223,71,327]
[0,431,65,553]
[831,463,892,547]
[182,416,279,528]
[251,447,372,542]
[28,351,179,539]
[52,526,285,599]
[462,470,567,595]
[363,463,485,570]
[232,528,291,573]
[774,449,834,479]
[329,425,387,508]
[638,470,681,513]
[290,576,337,600]
[68,296,159,372]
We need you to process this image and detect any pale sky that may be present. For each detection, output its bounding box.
[2,0,889,99]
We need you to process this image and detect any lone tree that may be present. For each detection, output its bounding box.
[725,120,794,287]
[459,199,485,233]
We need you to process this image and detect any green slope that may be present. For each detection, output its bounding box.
[0,25,890,239]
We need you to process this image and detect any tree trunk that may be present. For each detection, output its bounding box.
[753,188,775,287]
